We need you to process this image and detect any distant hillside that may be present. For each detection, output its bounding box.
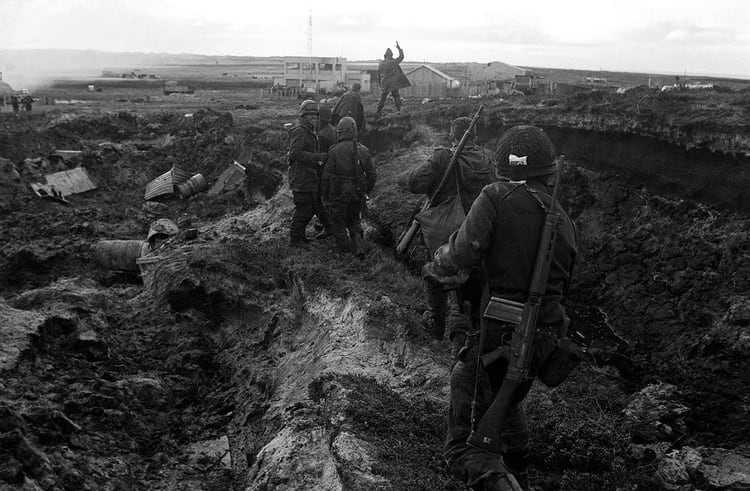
[1,48,747,90]
[522,66,750,89]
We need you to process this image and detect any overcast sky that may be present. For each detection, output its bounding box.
[1,0,749,78]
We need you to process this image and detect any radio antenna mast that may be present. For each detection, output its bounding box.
[307,10,313,59]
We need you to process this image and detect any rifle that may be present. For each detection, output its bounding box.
[395,104,484,256]
[466,159,563,453]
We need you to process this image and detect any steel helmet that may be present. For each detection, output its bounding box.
[450,117,476,142]
[318,104,332,122]
[336,116,357,141]
[147,218,179,241]
[299,99,319,116]
[495,125,557,180]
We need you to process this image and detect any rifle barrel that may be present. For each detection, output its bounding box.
[395,104,484,255]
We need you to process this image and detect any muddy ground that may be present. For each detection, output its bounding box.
[1,86,750,490]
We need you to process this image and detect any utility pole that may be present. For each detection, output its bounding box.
[307,10,316,93]
[307,10,313,59]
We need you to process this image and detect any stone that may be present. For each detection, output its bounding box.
[694,447,750,490]
[186,435,231,470]
[331,431,374,473]
[142,201,169,215]
[0,301,45,371]
[655,449,694,489]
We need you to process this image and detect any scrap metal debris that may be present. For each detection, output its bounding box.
[30,167,96,202]
[208,160,246,196]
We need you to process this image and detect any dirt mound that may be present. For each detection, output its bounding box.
[2,98,750,490]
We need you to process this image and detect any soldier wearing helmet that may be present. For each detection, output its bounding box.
[317,104,336,152]
[332,82,366,133]
[287,100,333,248]
[320,117,376,258]
[399,116,496,342]
[424,125,578,491]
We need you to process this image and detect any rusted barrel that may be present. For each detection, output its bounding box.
[92,240,150,271]
[176,174,208,199]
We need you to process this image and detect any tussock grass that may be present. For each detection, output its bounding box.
[525,364,652,490]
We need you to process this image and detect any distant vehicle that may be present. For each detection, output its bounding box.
[163,80,195,95]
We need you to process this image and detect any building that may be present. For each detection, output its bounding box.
[274,56,348,94]
[402,64,459,98]
[0,72,13,106]
[345,71,371,93]
[436,61,527,85]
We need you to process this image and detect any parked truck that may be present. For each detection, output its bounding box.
[163,80,195,95]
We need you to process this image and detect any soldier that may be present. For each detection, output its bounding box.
[424,125,578,490]
[321,117,376,258]
[317,105,336,152]
[399,117,496,342]
[11,95,19,113]
[314,104,337,238]
[376,41,410,117]
[332,82,366,133]
[287,100,333,248]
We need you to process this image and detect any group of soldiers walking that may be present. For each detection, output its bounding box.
[286,98,375,258]
[286,43,579,491]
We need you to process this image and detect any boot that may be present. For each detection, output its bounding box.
[420,311,445,341]
[504,450,529,491]
[479,472,523,491]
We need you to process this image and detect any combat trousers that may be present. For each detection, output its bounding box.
[422,268,483,341]
[327,200,364,254]
[290,190,330,243]
[444,356,531,490]
[376,90,402,114]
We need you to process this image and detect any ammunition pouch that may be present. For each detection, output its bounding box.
[537,336,583,387]
[330,175,364,202]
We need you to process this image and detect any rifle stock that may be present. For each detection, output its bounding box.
[466,159,564,453]
[395,104,485,256]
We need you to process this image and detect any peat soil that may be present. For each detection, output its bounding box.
[0,91,749,490]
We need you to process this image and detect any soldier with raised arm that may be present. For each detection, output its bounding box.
[376,41,410,117]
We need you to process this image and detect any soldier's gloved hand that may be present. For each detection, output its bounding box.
[428,244,470,287]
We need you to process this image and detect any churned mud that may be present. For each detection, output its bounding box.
[1,88,750,490]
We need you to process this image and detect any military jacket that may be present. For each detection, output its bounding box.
[445,181,578,326]
[402,144,496,213]
[288,120,325,192]
[332,91,366,131]
[321,139,376,203]
[378,47,411,91]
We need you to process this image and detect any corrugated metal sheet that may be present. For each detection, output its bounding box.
[144,164,195,200]
[31,167,96,197]
[144,169,174,200]
[171,163,192,184]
